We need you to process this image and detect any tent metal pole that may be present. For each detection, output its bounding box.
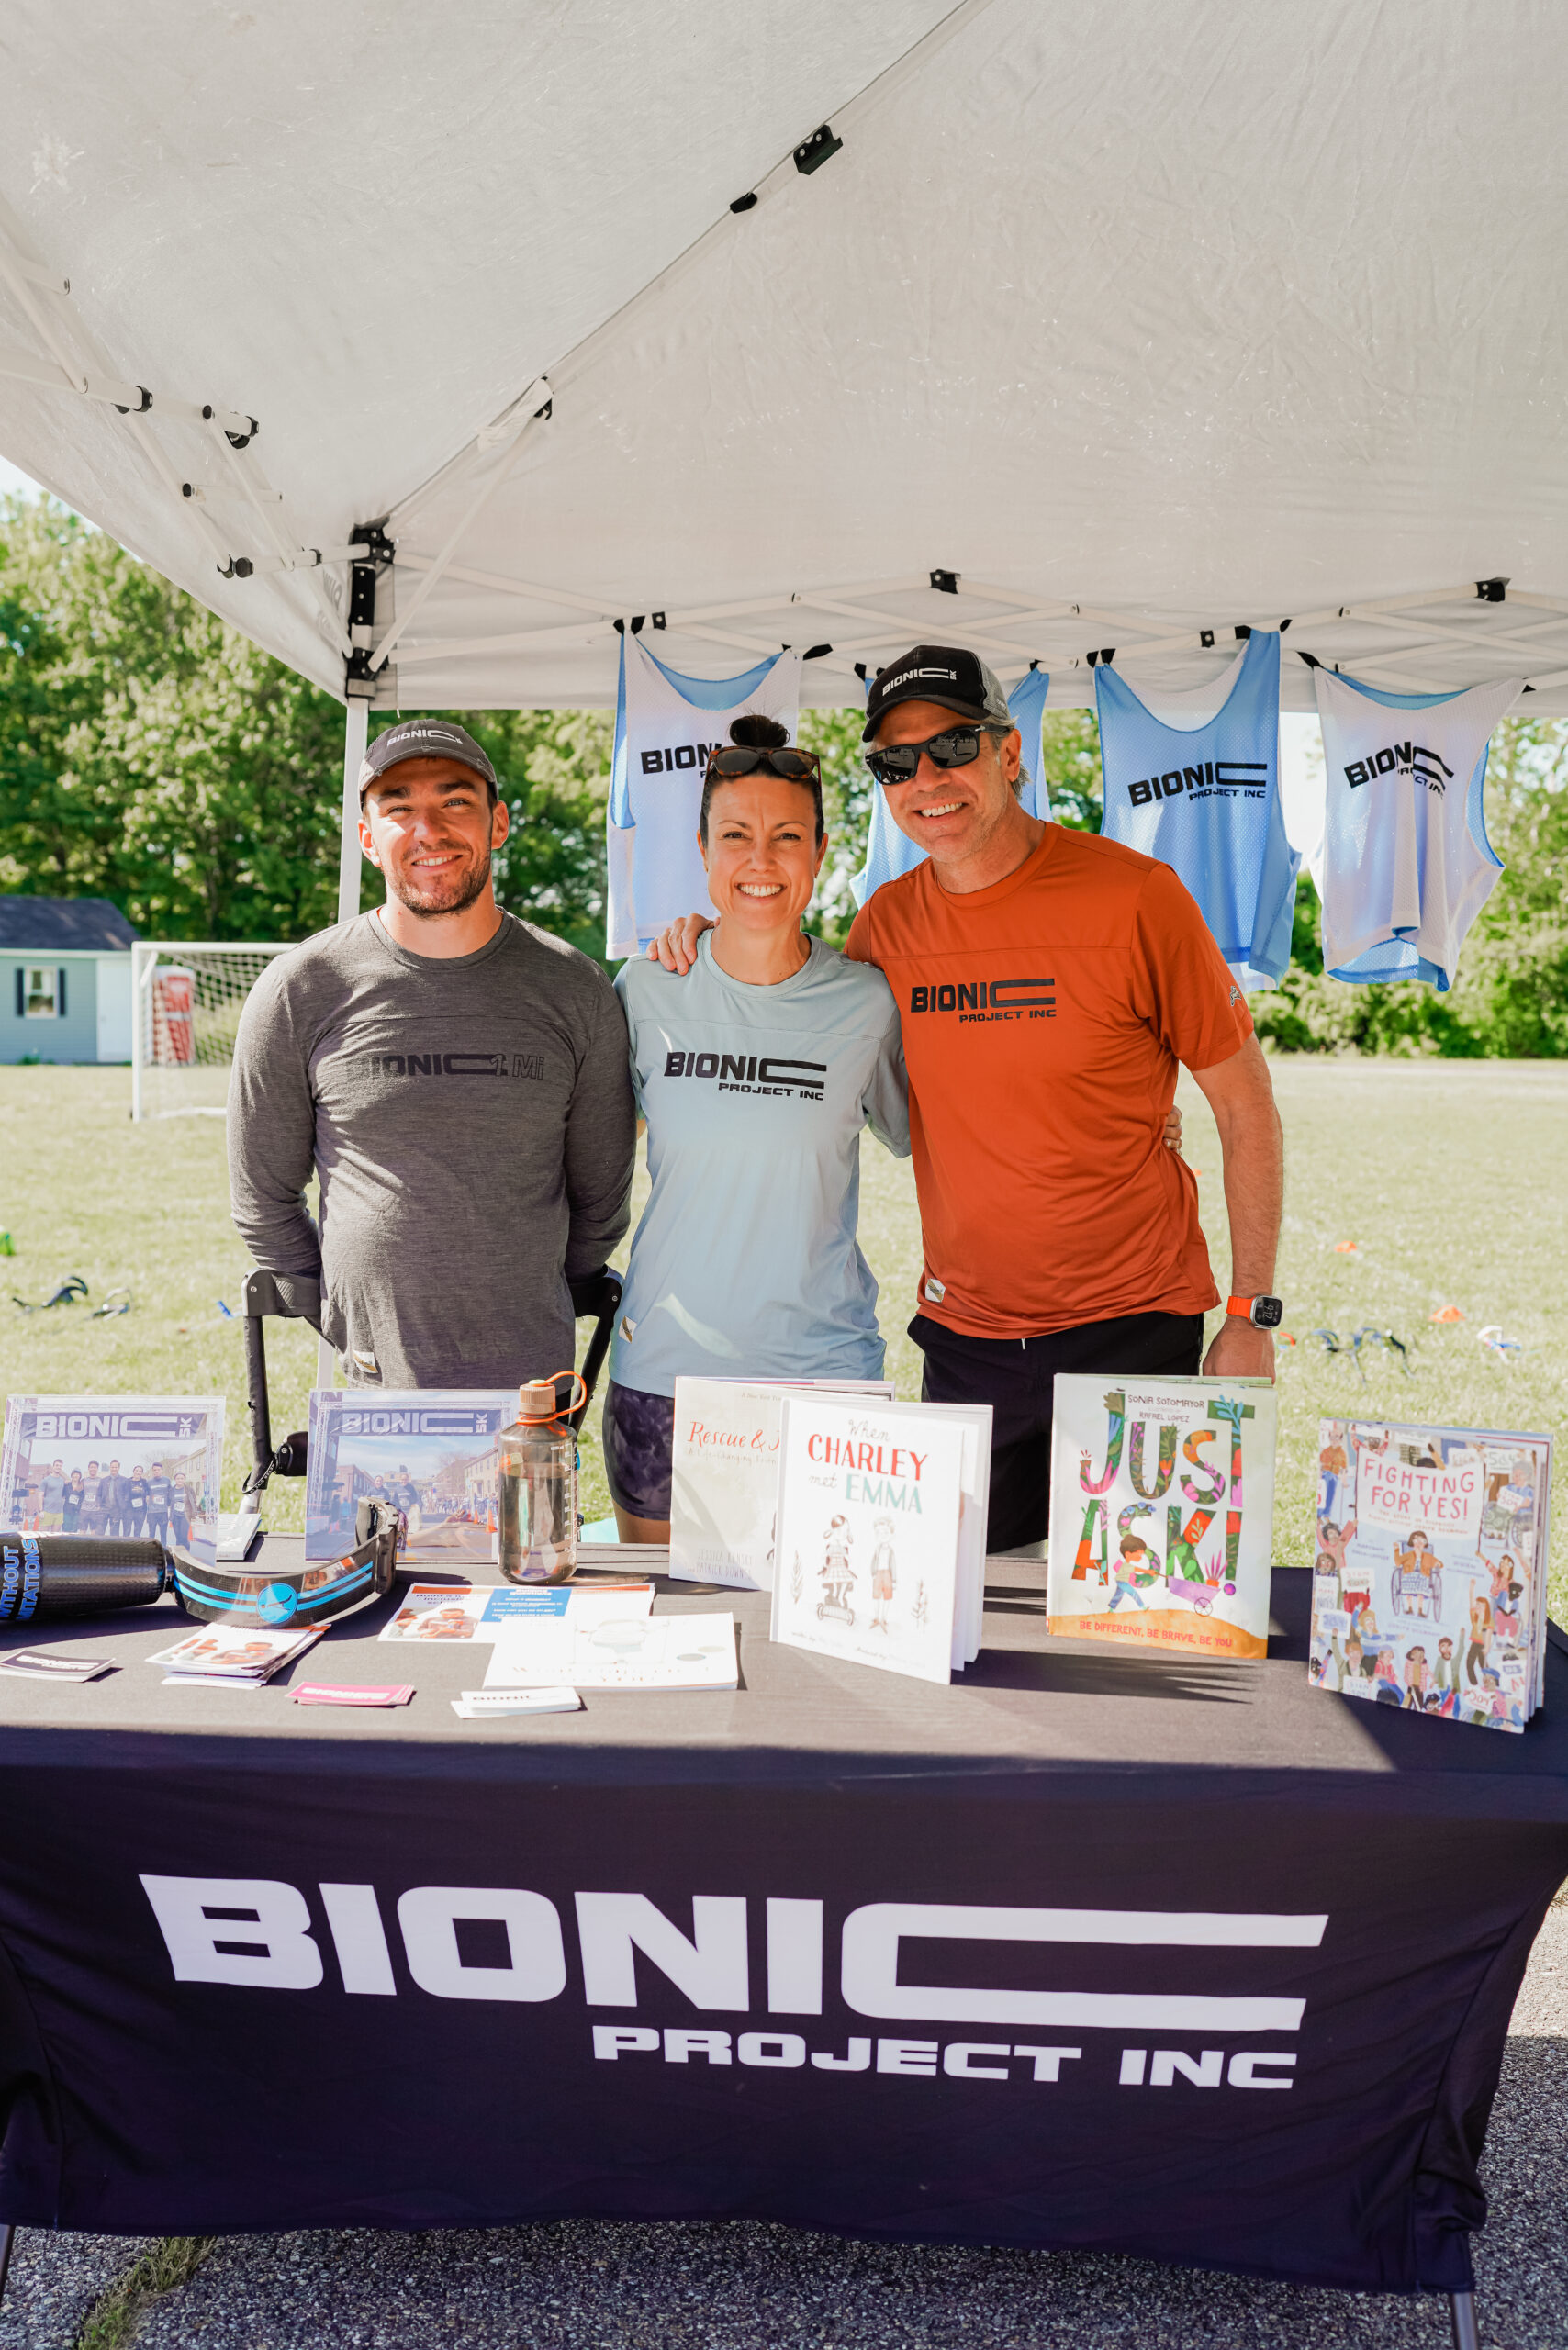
[338,701,369,929]
[315,697,370,1391]
[129,943,148,1124]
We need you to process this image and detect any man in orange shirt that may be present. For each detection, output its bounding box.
[653,642,1283,1550]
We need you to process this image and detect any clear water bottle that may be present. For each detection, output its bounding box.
[497,1380,578,1584]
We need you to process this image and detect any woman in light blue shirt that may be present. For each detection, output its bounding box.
[606,714,910,1540]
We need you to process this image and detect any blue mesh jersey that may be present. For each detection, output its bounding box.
[1313,667,1523,990]
[1096,632,1299,991]
[851,668,1050,907]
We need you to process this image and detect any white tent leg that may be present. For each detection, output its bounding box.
[316,699,370,1391]
[338,699,369,925]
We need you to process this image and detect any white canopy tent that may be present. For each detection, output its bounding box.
[3,0,1566,919]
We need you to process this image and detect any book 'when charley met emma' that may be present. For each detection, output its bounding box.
[1047,1374,1278,1659]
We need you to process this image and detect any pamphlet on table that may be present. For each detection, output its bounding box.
[0,1395,226,1565]
[292,1682,414,1707]
[1047,1375,1278,1660]
[453,1684,583,1718]
[485,1611,738,1693]
[377,1581,654,1643]
[1308,1416,1553,1731]
[768,1393,991,1685]
[0,1647,115,1684]
[148,1624,324,1685]
[305,1389,514,1565]
[668,1377,895,1590]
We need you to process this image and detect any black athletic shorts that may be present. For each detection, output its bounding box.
[601,1380,676,1522]
[909,1309,1205,1553]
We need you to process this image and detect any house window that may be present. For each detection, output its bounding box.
[23,967,60,1018]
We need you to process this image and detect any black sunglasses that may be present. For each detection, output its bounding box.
[863,726,996,787]
[704,746,823,783]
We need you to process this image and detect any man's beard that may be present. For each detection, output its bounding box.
[388,845,493,919]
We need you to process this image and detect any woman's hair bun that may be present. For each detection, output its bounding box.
[729,711,790,751]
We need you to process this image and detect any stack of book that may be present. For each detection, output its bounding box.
[668,1377,893,1591]
[768,1392,991,1686]
[666,1378,991,1686]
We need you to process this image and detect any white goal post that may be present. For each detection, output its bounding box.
[129,940,295,1121]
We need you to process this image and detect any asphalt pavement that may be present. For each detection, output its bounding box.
[8,1906,1565,2350]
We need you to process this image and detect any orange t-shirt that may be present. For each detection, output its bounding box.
[844,826,1253,1338]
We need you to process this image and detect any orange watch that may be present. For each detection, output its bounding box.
[1226,1294,1282,1328]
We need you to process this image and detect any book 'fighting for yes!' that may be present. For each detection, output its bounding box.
[668,1377,895,1591]
[0,1396,226,1567]
[305,1391,514,1567]
[1308,1417,1553,1732]
[769,1393,991,1685]
[1047,1375,1278,1659]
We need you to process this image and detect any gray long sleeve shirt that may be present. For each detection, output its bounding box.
[227,911,635,1390]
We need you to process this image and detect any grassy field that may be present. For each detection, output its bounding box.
[0,1061,1562,1617]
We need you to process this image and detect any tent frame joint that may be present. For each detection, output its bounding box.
[345,520,396,698]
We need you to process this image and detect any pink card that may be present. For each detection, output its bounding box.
[292,1683,414,1707]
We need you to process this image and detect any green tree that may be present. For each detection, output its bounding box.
[0,496,345,934]
[0,498,621,954]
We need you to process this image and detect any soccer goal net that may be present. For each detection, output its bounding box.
[130,941,294,1120]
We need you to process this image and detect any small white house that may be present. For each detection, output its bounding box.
[0,898,138,1064]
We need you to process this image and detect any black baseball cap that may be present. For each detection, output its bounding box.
[359,719,498,800]
[861,643,1012,741]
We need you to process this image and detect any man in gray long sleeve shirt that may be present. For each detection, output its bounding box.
[228,719,635,1390]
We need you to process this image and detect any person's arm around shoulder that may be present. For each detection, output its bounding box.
[860,968,911,1158]
[562,971,637,1279]
[226,952,324,1281]
[644,912,712,974]
[1129,864,1283,1382]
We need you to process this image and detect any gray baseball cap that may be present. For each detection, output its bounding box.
[359,719,498,800]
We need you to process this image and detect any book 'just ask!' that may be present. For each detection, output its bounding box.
[1047,1375,1278,1660]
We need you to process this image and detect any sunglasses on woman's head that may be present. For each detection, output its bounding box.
[703,746,822,782]
[863,725,992,787]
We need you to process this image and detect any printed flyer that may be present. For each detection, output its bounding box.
[1308,1417,1552,1732]
[305,1390,513,1564]
[668,1377,895,1590]
[378,1583,654,1643]
[485,1611,738,1694]
[1046,1376,1278,1660]
[0,1395,225,1567]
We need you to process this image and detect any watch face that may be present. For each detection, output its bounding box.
[1252,1296,1283,1328]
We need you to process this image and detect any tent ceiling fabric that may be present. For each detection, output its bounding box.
[3,0,1567,711]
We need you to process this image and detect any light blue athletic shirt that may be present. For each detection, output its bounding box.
[1097,631,1300,990]
[610,935,910,1398]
